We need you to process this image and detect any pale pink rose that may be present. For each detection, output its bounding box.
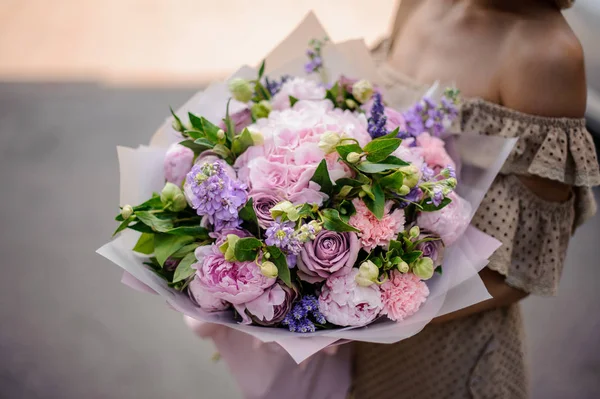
[318,269,383,327]
[349,199,406,251]
[247,157,290,195]
[164,143,194,186]
[417,192,471,246]
[192,245,276,305]
[188,276,230,311]
[380,271,429,321]
[415,132,456,172]
[271,78,326,110]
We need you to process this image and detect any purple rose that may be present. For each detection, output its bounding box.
[415,230,445,267]
[250,190,282,229]
[164,143,194,186]
[236,282,299,326]
[192,245,275,304]
[297,230,360,283]
[218,107,252,134]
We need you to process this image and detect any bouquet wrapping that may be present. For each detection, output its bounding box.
[98,12,516,376]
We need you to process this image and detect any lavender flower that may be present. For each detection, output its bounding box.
[184,161,248,231]
[401,93,459,138]
[304,57,323,74]
[265,220,302,255]
[265,75,291,97]
[304,37,328,76]
[281,295,326,333]
[368,92,388,138]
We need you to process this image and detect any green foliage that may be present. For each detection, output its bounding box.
[310,159,333,195]
[420,197,452,212]
[336,143,363,161]
[133,233,155,255]
[233,237,262,261]
[135,211,174,232]
[266,246,291,287]
[364,138,402,163]
[362,183,385,219]
[231,128,254,156]
[320,209,360,232]
[173,252,197,283]
[154,234,195,266]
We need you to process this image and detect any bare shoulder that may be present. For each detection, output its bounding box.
[500,12,587,118]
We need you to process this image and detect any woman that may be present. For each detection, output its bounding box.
[353,0,600,398]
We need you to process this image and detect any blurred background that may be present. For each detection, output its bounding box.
[0,1,599,398]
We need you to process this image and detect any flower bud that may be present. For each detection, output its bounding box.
[250,131,264,145]
[219,234,241,261]
[398,185,411,195]
[352,79,374,103]
[120,204,133,219]
[412,257,434,280]
[347,152,362,164]
[260,261,278,278]
[409,226,420,239]
[228,78,253,103]
[318,131,342,154]
[345,99,358,109]
[398,164,421,188]
[171,117,183,132]
[217,129,225,140]
[251,100,272,120]
[397,261,409,273]
[445,177,457,189]
[356,260,380,286]
[161,182,187,211]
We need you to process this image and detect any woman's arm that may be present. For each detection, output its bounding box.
[433,21,587,324]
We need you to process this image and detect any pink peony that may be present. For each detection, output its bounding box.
[349,199,406,251]
[271,78,326,110]
[297,230,360,283]
[235,282,298,326]
[380,271,429,321]
[192,245,276,305]
[417,192,471,246]
[188,276,230,311]
[318,269,383,327]
[415,132,456,172]
[164,143,194,186]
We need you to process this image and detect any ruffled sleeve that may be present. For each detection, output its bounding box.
[461,99,600,187]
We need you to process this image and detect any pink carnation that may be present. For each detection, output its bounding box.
[271,78,326,110]
[164,143,194,186]
[417,192,471,246]
[380,271,429,321]
[415,132,456,172]
[349,199,406,251]
[318,269,383,327]
[192,245,275,305]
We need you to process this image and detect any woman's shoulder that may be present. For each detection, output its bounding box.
[500,12,586,118]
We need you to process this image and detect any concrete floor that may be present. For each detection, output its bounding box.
[0,82,599,399]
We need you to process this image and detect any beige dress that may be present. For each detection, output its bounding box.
[352,63,600,399]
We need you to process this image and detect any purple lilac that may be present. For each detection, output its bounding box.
[399,187,423,208]
[304,57,323,74]
[185,161,248,230]
[421,164,435,181]
[400,94,459,138]
[265,220,302,255]
[446,165,456,179]
[367,92,388,138]
[432,186,444,207]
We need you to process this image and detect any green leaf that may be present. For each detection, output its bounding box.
[320,209,360,232]
[435,265,443,275]
[381,155,410,166]
[164,225,209,239]
[362,183,385,219]
[388,239,404,255]
[338,200,356,222]
[258,60,266,79]
[334,177,363,188]
[357,162,404,174]
[113,217,133,236]
[201,117,221,143]
[234,237,262,261]
[266,246,291,287]
[188,112,204,131]
[179,139,210,155]
[170,107,184,132]
[420,197,452,212]
[171,243,200,258]
[403,250,423,265]
[254,81,271,101]
[173,252,197,283]
[211,144,233,162]
[231,128,254,156]
[133,233,155,254]
[135,211,174,232]
[194,138,215,148]
[336,143,363,161]
[183,129,204,140]
[289,95,299,107]
[375,127,400,140]
[325,82,340,106]
[128,222,155,234]
[154,234,195,266]
[364,138,401,162]
[310,159,333,195]
[379,170,404,191]
[239,198,259,224]
[224,98,236,141]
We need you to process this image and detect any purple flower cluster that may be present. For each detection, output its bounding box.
[265,220,302,255]
[367,92,388,138]
[400,94,459,138]
[265,75,291,97]
[304,54,323,74]
[282,295,326,333]
[185,161,248,231]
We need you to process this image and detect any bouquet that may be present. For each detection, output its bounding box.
[98,13,514,365]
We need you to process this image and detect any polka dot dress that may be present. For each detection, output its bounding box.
[351,63,600,399]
